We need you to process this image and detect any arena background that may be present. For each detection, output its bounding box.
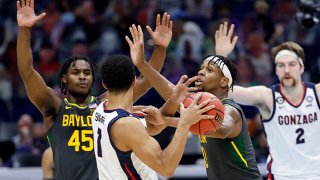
[1,0,320,179]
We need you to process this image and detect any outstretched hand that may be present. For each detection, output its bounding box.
[17,0,46,28]
[125,24,145,67]
[146,12,173,48]
[215,22,238,57]
[169,75,199,104]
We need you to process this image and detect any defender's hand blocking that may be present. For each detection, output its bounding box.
[146,12,173,48]
[125,24,145,67]
[179,94,215,128]
[215,22,238,57]
[17,0,46,28]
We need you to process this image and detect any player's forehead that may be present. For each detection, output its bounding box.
[201,59,219,69]
[68,60,91,70]
[275,55,299,64]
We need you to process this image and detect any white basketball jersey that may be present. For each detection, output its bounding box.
[264,82,320,179]
[92,101,158,180]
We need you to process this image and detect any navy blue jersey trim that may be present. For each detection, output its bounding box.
[307,82,320,109]
[117,153,142,180]
[106,109,132,155]
[263,85,277,122]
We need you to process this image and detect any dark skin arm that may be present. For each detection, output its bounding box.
[17,0,61,130]
[205,104,242,139]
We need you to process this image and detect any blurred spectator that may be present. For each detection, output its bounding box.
[244,31,272,85]
[176,21,204,64]
[37,41,60,87]
[0,63,12,102]
[12,114,40,155]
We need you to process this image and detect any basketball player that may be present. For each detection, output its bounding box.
[16,0,172,179]
[129,22,262,179]
[92,54,215,179]
[214,22,320,179]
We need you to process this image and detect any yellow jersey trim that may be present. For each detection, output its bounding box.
[231,141,248,167]
[64,96,95,109]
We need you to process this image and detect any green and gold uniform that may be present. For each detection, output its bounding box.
[200,99,261,180]
[47,96,99,180]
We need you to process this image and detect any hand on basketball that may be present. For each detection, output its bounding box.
[146,12,173,48]
[179,94,215,127]
[125,24,145,67]
[215,22,238,57]
[17,0,46,28]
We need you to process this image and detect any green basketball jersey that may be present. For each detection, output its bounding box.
[199,98,261,180]
[47,96,99,180]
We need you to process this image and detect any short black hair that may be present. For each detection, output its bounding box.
[203,55,239,91]
[100,55,135,92]
[58,55,97,95]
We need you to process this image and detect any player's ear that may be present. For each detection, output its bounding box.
[220,77,229,88]
[62,75,67,84]
[102,81,108,90]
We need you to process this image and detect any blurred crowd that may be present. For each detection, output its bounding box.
[1,0,320,167]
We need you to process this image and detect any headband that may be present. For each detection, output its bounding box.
[203,56,233,89]
[275,49,303,65]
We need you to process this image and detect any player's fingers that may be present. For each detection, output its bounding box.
[132,24,138,41]
[177,75,188,85]
[215,30,219,39]
[165,14,170,27]
[30,0,34,8]
[36,13,46,21]
[222,21,228,35]
[199,105,215,114]
[200,115,215,120]
[227,24,235,38]
[231,36,238,47]
[198,99,212,108]
[162,12,167,25]
[188,87,198,92]
[190,94,201,107]
[169,20,173,30]
[26,0,30,6]
[21,0,25,7]
[156,14,160,26]
[125,36,133,47]
[218,23,223,36]
[137,25,143,41]
[146,25,154,37]
[184,76,198,87]
[17,1,21,10]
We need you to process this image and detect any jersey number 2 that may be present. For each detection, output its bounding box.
[296,128,305,144]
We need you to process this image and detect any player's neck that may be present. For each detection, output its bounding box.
[106,91,133,112]
[66,95,91,106]
[280,82,305,104]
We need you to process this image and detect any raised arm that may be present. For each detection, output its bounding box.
[112,95,214,177]
[17,0,61,121]
[215,22,238,57]
[130,12,173,102]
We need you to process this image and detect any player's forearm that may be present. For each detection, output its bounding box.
[136,61,173,100]
[160,98,180,116]
[159,123,190,177]
[148,45,166,72]
[17,27,34,79]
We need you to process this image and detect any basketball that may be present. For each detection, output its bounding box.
[183,92,224,135]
